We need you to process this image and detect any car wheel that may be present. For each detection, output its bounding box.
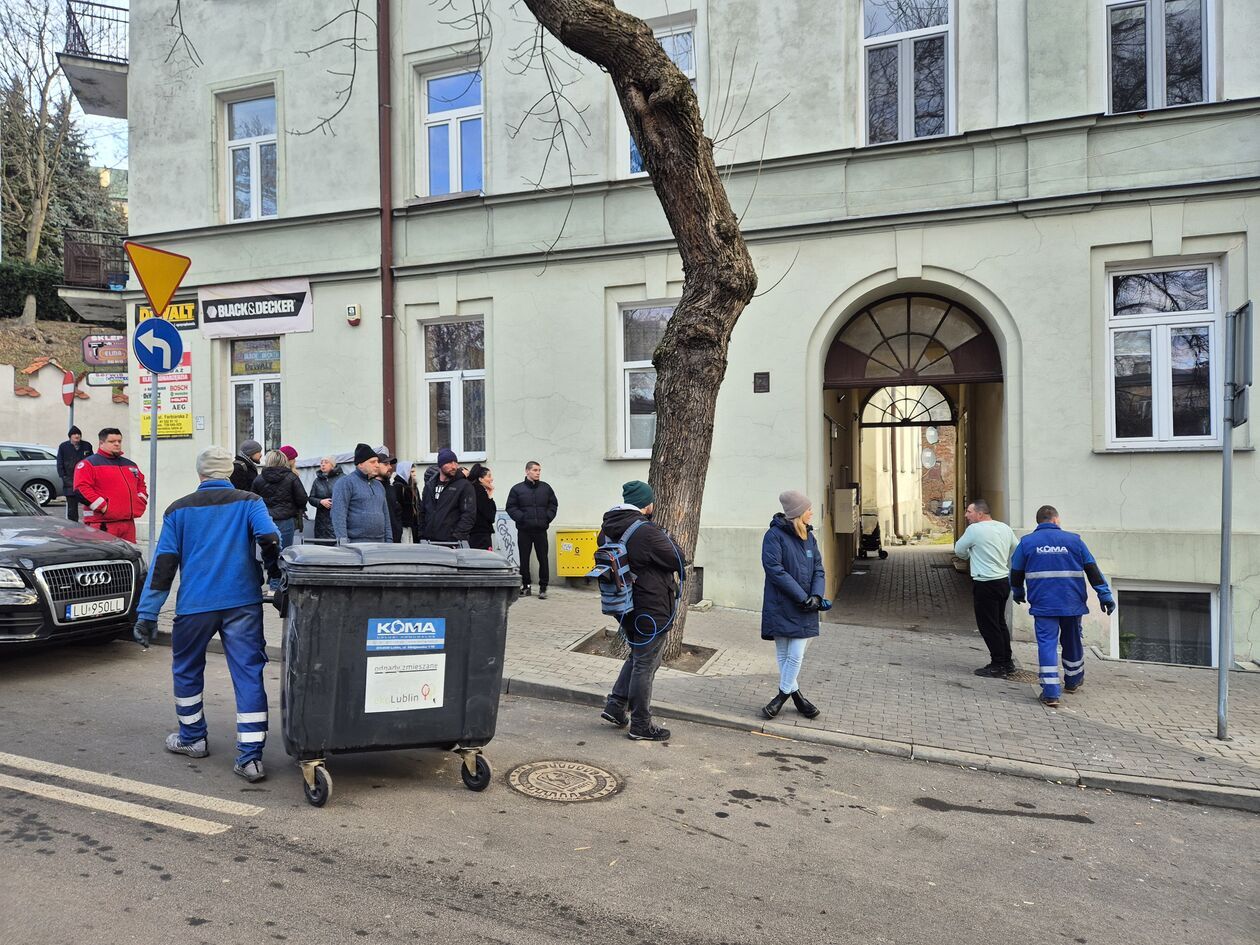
[23,480,54,506]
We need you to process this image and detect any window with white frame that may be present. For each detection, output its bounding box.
[862,0,951,145]
[1112,584,1216,666]
[1107,263,1220,447]
[628,27,696,174]
[620,304,674,454]
[420,69,484,196]
[422,319,486,458]
[226,95,277,222]
[1107,0,1208,114]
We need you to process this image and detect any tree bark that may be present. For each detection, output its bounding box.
[522,0,758,661]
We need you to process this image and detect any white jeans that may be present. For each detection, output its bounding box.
[774,637,809,694]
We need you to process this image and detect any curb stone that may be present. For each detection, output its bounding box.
[1076,770,1260,814]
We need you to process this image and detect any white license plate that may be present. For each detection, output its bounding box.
[66,597,126,620]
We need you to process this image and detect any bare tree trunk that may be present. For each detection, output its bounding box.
[18,294,38,326]
[523,0,758,661]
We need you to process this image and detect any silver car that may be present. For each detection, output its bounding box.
[0,442,63,506]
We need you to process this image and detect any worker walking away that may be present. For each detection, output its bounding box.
[132,446,281,782]
[1010,505,1116,708]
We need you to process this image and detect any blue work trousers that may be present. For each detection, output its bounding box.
[1034,615,1085,699]
[172,604,269,764]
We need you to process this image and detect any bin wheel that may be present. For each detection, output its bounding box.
[460,755,492,792]
[303,765,332,807]
[878,549,889,560]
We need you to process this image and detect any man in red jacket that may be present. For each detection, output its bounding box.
[74,427,148,542]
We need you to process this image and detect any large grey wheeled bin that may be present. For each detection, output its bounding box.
[279,542,519,807]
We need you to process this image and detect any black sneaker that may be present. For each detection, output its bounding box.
[628,725,670,741]
[600,705,628,727]
[538,589,548,600]
[520,585,531,597]
[973,663,1002,677]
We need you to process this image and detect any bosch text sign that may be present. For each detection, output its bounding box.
[366,618,446,652]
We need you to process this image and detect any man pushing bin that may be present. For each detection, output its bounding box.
[132,446,282,782]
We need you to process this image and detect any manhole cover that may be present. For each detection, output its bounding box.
[506,761,623,802]
[1006,670,1038,683]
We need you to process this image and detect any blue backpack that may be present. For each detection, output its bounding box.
[587,520,646,618]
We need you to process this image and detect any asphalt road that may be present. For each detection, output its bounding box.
[1,642,1256,945]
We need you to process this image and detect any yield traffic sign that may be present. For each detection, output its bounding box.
[124,241,191,317]
[133,317,184,374]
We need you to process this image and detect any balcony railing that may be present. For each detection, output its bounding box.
[63,229,128,290]
[65,1,128,64]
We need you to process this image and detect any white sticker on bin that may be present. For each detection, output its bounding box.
[364,654,446,713]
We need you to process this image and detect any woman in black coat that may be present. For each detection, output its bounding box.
[252,450,308,554]
[467,464,497,551]
[759,490,829,721]
[306,456,342,541]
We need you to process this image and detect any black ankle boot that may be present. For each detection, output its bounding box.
[791,690,820,719]
[761,690,790,720]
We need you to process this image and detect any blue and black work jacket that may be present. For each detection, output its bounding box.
[138,480,281,621]
[1010,522,1113,617]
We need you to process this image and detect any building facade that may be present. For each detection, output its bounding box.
[113,0,1259,665]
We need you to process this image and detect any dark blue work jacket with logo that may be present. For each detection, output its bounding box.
[1010,522,1113,617]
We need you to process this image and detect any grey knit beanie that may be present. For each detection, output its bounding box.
[779,490,811,519]
[197,446,235,481]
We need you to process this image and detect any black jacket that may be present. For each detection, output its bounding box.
[382,474,403,543]
[252,467,308,523]
[470,482,497,551]
[56,439,92,485]
[506,479,558,532]
[306,466,343,540]
[231,454,259,492]
[598,506,683,620]
[395,476,417,529]
[419,470,476,543]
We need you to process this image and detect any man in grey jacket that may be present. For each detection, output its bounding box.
[332,443,390,542]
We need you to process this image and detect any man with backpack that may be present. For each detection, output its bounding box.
[596,480,684,742]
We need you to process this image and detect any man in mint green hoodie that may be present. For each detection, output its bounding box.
[954,499,1019,677]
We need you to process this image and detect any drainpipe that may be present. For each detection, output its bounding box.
[377,0,397,449]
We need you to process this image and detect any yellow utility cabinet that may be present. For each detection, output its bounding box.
[555,529,599,577]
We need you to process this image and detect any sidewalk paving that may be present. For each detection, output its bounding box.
[154,583,1260,812]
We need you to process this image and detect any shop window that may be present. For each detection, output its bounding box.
[421,318,485,459]
[225,94,277,221]
[1106,263,1220,448]
[862,0,951,145]
[1115,587,1214,666]
[1107,0,1208,114]
[620,303,674,456]
[230,338,282,451]
[420,69,483,196]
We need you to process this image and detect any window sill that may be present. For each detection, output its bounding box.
[227,214,281,226]
[406,190,485,209]
[1092,445,1252,454]
[606,453,651,462]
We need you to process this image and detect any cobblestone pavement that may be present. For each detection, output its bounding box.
[156,577,1260,798]
[831,542,975,632]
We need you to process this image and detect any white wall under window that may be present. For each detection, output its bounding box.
[224,94,278,222]
[1105,261,1221,449]
[861,0,953,145]
[418,68,484,197]
[1105,0,1212,114]
[419,318,486,461]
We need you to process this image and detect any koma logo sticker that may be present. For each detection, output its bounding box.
[376,619,441,635]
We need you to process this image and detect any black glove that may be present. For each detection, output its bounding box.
[1100,598,1116,616]
[1012,589,1026,605]
[132,618,158,649]
[798,595,822,612]
[266,564,282,584]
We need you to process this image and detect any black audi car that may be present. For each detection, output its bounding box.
[0,475,145,646]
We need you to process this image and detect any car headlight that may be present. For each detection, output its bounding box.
[0,568,25,588]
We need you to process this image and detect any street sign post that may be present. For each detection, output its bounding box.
[125,241,192,554]
[1218,301,1253,741]
[62,369,76,432]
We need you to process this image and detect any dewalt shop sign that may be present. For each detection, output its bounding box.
[135,301,198,329]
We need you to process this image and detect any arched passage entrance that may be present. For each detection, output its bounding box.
[821,293,1006,631]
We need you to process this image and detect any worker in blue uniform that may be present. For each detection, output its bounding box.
[1010,505,1116,708]
[132,446,281,782]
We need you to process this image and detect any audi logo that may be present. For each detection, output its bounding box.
[75,571,112,587]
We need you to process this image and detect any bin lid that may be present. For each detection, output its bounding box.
[281,542,518,578]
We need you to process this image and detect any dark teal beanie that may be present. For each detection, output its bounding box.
[622,480,654,508]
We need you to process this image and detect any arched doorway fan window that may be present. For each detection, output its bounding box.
[825,294,1002,388]
[860,385,955,427]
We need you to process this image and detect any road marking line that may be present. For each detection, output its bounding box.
[0,752,263,817]
[0,773,231,835]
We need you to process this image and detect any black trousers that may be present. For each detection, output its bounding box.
[972,578,1012,665]
[63,482,79,522]
[518,528,549,589]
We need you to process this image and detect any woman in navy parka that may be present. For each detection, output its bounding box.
[759,490,828,720]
